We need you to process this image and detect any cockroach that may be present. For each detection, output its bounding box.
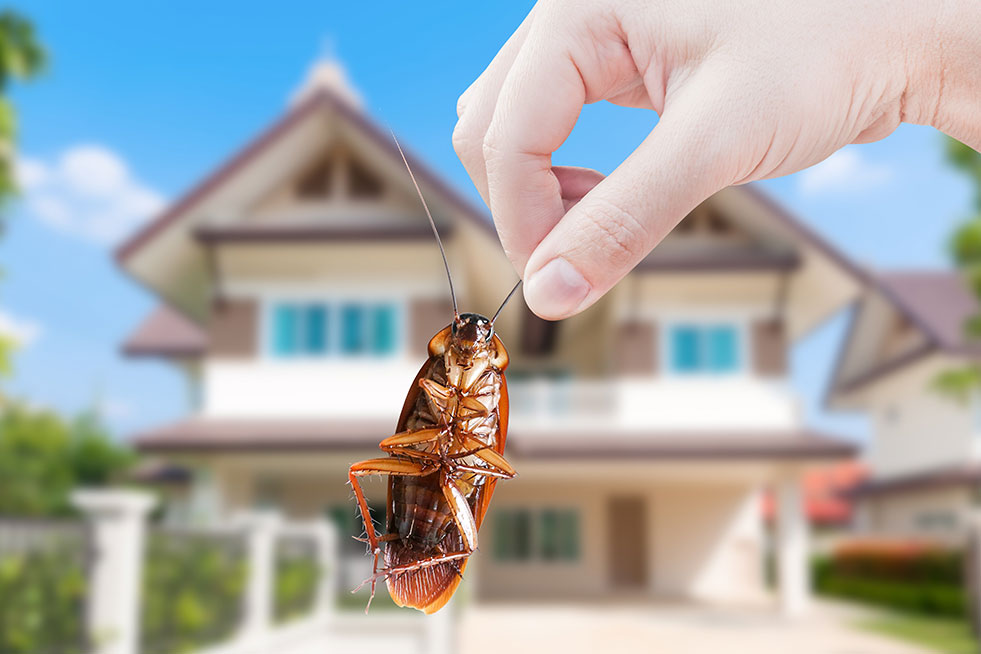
[347,136,521,614]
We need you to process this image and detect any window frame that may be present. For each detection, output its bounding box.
[493,506,582,565]
[660,317,750,377]
[261,295,406,360]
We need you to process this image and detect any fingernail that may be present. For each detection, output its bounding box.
[525,257,590,319]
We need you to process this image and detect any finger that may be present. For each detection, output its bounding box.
[482,25,587,272]
[553,166,606,211]
[452,6,537,203]
[522,77,742,320]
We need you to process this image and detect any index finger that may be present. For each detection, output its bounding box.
[482,24,586,273]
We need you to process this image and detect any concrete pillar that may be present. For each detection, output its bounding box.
[238,511,279,644]
[72,490,156,654]
[313,519,339,618]
[425,599,456,654]
[776,472,811,617]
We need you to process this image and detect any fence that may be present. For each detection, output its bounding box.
[70,491,338,654]
[0,491,453,654]
[0,519,91,654]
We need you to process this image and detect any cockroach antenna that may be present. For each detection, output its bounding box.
[491,279,523,325]
[391,131,459,318]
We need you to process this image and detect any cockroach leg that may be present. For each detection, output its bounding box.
[348,458,435,609]
[378,427,444,451]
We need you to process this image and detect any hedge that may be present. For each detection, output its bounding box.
[0,544,87,654]
[141,532,248,654]
[813,541,967,618]
[273,545,321,624]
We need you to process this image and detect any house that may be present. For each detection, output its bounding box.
[118,60,863,615]
[828,270,981,543]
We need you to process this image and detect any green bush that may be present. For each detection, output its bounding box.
[274,541,321,624]
[141,532,247,654]
[817,575,966,617]
[0,542,87,654]
[813,543,967,618]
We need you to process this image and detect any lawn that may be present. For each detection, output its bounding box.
[856,612,977,654]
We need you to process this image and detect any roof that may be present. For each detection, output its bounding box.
[849,462,981,498]
[877,271,981,353]
[122,306,207,358]
[116,87,494,265]
[636,249,800,273]
[193,223,445,244]
[133,418,856,460]
[830,270,981,399]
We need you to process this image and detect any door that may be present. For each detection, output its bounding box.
[607,496,649,588]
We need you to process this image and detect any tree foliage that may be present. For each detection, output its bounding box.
[936,139,981,401]
[0,404,134,516]
[0,10,45,376]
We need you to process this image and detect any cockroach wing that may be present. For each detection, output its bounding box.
[385,343,510,615]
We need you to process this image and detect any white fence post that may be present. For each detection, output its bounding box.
[238,511,279,645]
[425,600,456,654]
[312,519,339,619]
[72,489,156,654]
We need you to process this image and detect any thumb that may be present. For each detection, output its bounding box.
[522,81,741,320]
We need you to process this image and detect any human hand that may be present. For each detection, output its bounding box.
[453,0,981,319]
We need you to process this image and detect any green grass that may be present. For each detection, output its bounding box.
[857,612,977,654]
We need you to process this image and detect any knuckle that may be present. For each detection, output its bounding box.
[481,128,507,165]
[451,120,478,159]
[583,197,651,266]
[456,89,472,119]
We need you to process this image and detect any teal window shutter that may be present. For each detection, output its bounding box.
[340,304,366,354]
[305,304,328,354]
[370,304,397,354]
[273,304,298,356]
[707,325,739,372]
[670,325,701,372]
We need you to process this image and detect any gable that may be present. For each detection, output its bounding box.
[116,89,494,321]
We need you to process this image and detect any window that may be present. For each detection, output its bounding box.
[272,303,330,356]
[668,323,742,374]
[269,300,399,357]
[494,507,580,563]
[914,511,958,532]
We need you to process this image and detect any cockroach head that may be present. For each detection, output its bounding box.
[452,312,493,350]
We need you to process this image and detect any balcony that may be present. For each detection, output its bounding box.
[202,360,799,433]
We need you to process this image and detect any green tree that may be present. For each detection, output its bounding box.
[0,404,133,516]
[934,139,981,401]
[0,10,45,376]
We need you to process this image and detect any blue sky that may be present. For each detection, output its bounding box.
[1,1,973,443]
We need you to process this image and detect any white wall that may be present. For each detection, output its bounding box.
[862,487,975,542]
[652,484,765,602]
[476,481,766,603]
[866,356,980,478]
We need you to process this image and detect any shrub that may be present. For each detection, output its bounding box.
[274,539,321,624]
[813,540,967,618]
[141,531,248,654]
[0,541,87,654]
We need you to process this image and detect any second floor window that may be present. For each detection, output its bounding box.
[270,301,399,357]
[668,323,742,374]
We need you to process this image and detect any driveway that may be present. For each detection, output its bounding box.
[458,601,932,654]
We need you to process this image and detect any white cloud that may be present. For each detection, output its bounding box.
[0,310,42,348]
[16,145,165,245]
[97,396,133,421]
[798,148,893,196]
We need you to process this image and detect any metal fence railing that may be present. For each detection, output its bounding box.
[0,519,91,654]
[140,526,248,654]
